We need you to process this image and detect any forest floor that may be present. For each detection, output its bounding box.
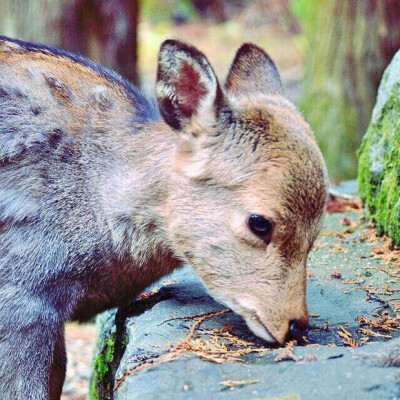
[61,324,96,400]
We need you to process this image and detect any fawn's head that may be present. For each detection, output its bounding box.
[156,40,328,344]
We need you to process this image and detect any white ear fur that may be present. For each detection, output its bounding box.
[175,131,214,179]
[181,156,209,179]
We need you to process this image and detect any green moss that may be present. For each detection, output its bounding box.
[95,337,115,380]
[89,328,130,400]
[358,82,400,245]
[90,336,116,400]
[89,375,97,400]
[121,333,129,348]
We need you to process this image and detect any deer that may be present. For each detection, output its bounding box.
[0,35,328,399]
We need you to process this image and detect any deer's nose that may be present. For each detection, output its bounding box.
[287,318,309,342]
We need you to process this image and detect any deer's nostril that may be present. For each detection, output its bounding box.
[288,319,309,342]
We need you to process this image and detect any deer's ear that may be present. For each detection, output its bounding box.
[156,40,224,134]
[225,43,283,98]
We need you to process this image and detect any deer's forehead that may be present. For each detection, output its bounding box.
[241,158,327,220]
[226,105,304,151]
[237,106,273,122]
[231,97,308,135]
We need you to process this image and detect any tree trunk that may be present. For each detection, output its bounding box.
[60,0,139,84]
[192,0,227,22]
[191,0,250,22]
[294,0,400,179]
[0,0,139,85]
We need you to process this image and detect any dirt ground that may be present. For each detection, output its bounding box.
[61,324,96,400]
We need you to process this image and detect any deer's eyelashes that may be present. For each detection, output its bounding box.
[247,214,274,244]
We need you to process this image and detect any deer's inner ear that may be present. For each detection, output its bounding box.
[156,40,224,134]
[225,43,283,98]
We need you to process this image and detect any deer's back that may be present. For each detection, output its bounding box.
[0,37,161,301]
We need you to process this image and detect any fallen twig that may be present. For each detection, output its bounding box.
[113,309,271,391]
[274,340,298,362]
[219,379,259,388]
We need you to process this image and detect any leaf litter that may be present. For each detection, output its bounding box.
[113,309,272,391]
[311,203,400,347]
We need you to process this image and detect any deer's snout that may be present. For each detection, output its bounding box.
[264,314,309,345]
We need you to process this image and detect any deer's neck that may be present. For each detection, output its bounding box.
[99,121,181,273]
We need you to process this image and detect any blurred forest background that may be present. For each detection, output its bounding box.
[1,2,400,399]
[1,0,400,180]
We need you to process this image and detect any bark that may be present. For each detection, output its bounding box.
[0,0,139,84]
[192,0,249,22]
[296,0,400,179]
[60,0,139,84]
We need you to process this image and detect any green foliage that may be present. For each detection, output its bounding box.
[141,0,196,24]
[298,83,358,180]
[94,337,115,381]
[358,82,400,245]
[90,328,130,400]
[290,0,317,36]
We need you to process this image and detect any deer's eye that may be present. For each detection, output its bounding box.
[247,214,274,244]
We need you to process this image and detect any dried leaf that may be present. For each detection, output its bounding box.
[342,279,364,284]
[338,326,358,347]
[326,198,362,213]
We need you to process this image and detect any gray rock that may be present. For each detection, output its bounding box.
[371,51,400,124]
[358,49,400,246]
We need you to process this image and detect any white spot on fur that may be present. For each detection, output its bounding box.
[91,86,114,110]
[245,316,276,342]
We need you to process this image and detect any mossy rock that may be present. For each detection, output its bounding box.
[358,51,400,245]
[90,309,127,400]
